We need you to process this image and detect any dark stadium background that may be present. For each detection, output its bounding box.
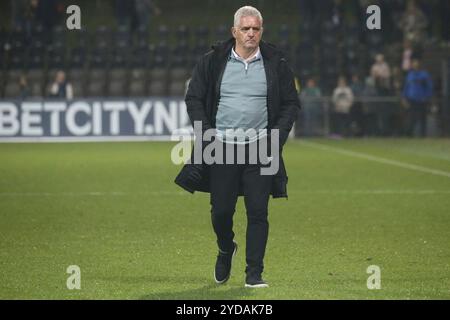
[0,0,449,138]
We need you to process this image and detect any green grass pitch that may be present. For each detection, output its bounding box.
[0,138,449,299]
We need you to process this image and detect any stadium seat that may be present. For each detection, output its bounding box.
[175,25,190,42]
[215,24,228,40]
[148,67,168,96]
[51,26,67,45]
[135,26,149,45]
[278,40,292,62]
[86,81,105,97]
[69,46,87,68]
[171,41,190,67]
[111,49,128,68]
[68,68,86,83]
[27,41,46,69]
[169,67,188,82]
[194,25,210,42]
[27,69,46,97]
[6,69,24,84]
[89,41,110,68]
[109,68,128,82]
[94,26,113,45]
[152,54,169,68]
[107,79,128,97]
[29,81,43,97]
[31,24,49,44]
[168,81,186,96]
[148,80,167,96]
[26,69,45,84]
[8,26,26,49]
[47,42,66,69]
[366,31,384,47]
[191,39,209,62]
[157,25,170,41]
[70,82,84,98]
[8,45,28,69]
[115,25,131,45]
[155,41,169,57]
[3,82,21,98]
[72,28,89,48]
[85,69,107,97]
[130,46,151,68]
[279,24,290,40]
[129,80,147,97]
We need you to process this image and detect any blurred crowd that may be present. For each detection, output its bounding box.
[4,0,449,137]
[296,0,445,138]
[300,56,434,138]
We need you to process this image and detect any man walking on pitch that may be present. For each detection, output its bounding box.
[175,6,300,288]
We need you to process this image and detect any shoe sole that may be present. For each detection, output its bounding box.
[214,242,238,284]
[245,283,269,288]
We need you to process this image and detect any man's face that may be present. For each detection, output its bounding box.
[232,15,263,51]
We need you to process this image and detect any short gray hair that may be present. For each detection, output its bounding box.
[233,6,263,27]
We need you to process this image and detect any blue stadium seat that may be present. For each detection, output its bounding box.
[175,25,190,42]
[157,25,170,41]
[215,24,228,40]
[47,42,66,69]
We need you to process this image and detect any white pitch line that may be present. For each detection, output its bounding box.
[0,191,188,197]
[300,141,450,179]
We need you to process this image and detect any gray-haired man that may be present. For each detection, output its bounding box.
[175,6,300,287]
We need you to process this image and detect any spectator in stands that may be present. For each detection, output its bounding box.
[49,71,74,100]
[115,0,137,29]
[299,78,322,136]
[331,76,354,137]
[402,58,433,137]
[350,74,365,136]
[362,75,380,136]
[35,0,61,31]
[115,0,161,31]
[370,53,391,95]
[11,0,39,35]
[371,54,396,135]
[135,0,162,30]
[19,74,31,99]
[398,0,428,45]
[402,40,414,72]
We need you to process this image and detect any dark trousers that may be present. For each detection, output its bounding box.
[209,141,272,276]
[407,101,427,137]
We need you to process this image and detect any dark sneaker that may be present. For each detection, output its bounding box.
[245,275,269,288]
[214,241,238,284]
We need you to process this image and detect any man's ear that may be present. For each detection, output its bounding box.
[231,27,236,38]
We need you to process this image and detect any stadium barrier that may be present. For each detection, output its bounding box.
[0,96,444,142]
[0,97,191,142]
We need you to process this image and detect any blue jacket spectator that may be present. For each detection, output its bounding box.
[402,59,433,137]
[403,64,433,103]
